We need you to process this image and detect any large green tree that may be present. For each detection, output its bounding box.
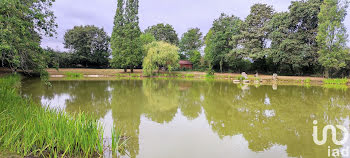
[204,29,215,70]
[140,33,156,57]
[268,0,322,74]
[64,25,110,68]
[204,13,243,72]
[111,0,142,73]
[144,23,179,45]
[240,4,274,60]
[0,0,57,79]
[316,0,349,77]
[179,28,204,59]
[142,41,180,76]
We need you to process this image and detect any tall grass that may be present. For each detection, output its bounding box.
[236,75,245,81]
[304,78,311,83]
[0,74,124,157]
[323,78,348,85]
[185,74,195,78]
[65,72,84,79]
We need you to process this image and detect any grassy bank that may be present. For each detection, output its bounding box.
[43,68,350,86]
[45,68,325,79]
[0,74,123,157]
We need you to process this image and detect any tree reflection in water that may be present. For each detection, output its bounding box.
[21,78,350,158]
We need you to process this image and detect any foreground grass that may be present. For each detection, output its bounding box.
[0,74,123,157]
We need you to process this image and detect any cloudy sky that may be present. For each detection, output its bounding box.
[42,0,350,51]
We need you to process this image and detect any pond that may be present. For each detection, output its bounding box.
[21,78,350,158]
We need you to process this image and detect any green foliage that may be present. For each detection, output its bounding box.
[144,23,179,45]
[65,72,84,79]
[185,74,195,78]
[140,33,156,56]
[188,50,202,69]
[179,28,204,59]
[45,49,77,68]
[225,56,252,73]
[205,74,215,81]
[175,74,183,78]
[304,78,311,83]
[64,25,110,68]
[0,0,57,80]
[44,48,60,69]
[323,78,348,84]
[236,75,246,81]
[316,0,349,76]
[111,127,128,155]
[115,73,126,78]
[204,29,214,69]
[240,4,274,60]
[130,73,142,77]
[142,41,180,76]
[204,14,243,72]
[268,0,322,74]
[111,0,142,72]
[140,33,156,46]
[0,75,126,157]
[206,68,215,76]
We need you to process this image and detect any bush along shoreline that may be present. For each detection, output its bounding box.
[0,74,124,157]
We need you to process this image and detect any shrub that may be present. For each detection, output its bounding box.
[185,74,195,78]
[65,72,83,78]
[304,78,311,83]
[323,78,348,85]
[236,75,245,81]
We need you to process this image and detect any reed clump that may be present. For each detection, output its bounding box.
[0,74,124,157]
[323,78,348,85]
[65,72,84,79]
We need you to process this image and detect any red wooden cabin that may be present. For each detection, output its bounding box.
[179,60,193,69]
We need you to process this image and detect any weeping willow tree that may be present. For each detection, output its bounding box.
[142,41,180,76]
[0,0,57,80]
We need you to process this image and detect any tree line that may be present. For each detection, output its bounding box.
[204,0,349,77]
[1,0,349,78]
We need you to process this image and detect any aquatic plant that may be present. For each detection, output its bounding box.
[200,75,207,78]
[116,73,123,78]
[0,75,126,157]
[204,74,215,81]
[65,72,84,79]
[175,74,183,78]
[323,78,348,85]
[130,73,142,77]
[236,75,245,81]
[304,78,311,83]
[185,74,195,78]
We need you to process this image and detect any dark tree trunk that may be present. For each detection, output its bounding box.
[324,68,329,78]
[124,68,127,73]
[130,66,134,73]
[289,65,295,75]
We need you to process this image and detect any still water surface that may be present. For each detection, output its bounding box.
[21,79,350,158]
